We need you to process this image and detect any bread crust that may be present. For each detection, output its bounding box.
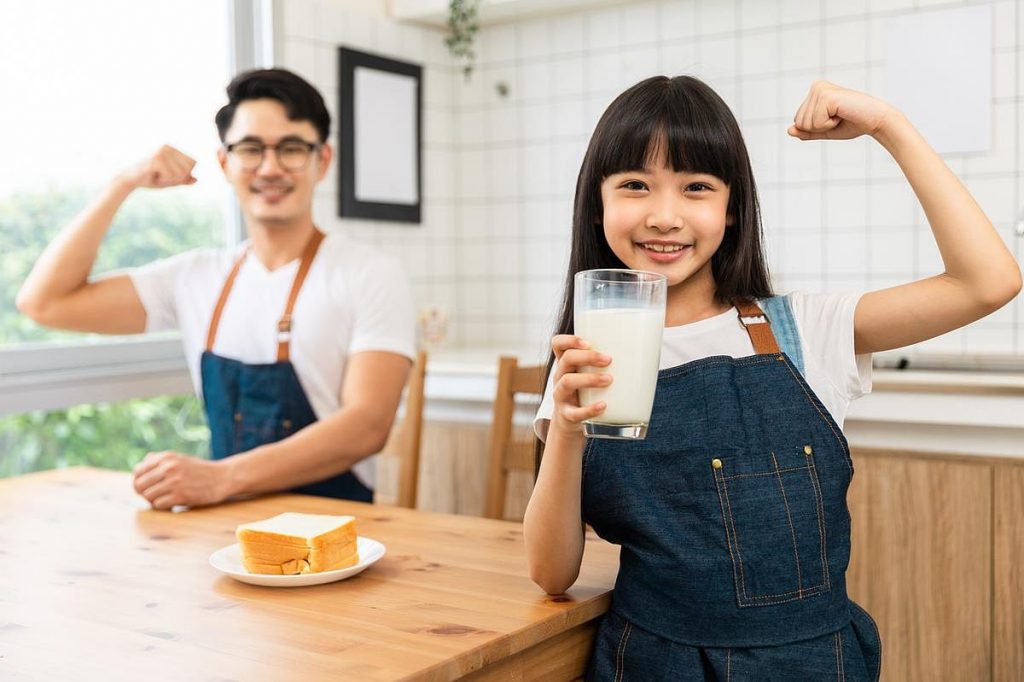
[236,513,359,575]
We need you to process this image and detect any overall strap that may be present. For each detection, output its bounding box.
[758,295,806,377]
[733,298,780,354]
[276,229,325,362]
[205,248,249,352]
[204,229,326,359]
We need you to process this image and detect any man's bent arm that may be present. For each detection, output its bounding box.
[16,146,196,334]
[220,350,412,496]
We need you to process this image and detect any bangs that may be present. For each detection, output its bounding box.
[591,78,739,183]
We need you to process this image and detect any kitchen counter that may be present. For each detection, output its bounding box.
[422,348,1024,458]
[846,368,1024,457]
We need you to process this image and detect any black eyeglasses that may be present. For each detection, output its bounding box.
[224,139,320,172]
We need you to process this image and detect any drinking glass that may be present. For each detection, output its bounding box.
[574,269,667,439]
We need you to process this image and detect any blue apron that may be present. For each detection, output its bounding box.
[200,230,373,501]
[583,296,881,681]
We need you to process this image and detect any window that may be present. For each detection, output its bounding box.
[0,394,209,478]
[0,1,271,416]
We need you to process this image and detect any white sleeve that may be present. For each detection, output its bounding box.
[533,373,556,442]
[348,255,416,360]
[788,291,872,401]
[126,251,197,333]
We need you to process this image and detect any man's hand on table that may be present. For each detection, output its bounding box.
[132,451,231,510]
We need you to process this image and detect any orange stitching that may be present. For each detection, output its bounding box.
[718,485,831,604]
[718,470,751,601]
[835,632,841,682]
[740,584,829,603]
[713,468,747,602]
[614,621,632,682]
[717,458,831,605]
[721,465,813,481]
[720,466,753,602]
[772,452,803,597]
[805,454,831,588]
[779,359,853,474]
[660,354,778,380]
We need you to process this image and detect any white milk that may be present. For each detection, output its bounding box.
[575,308,664,425]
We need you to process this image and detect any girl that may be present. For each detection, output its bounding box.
[524,76,1021,681]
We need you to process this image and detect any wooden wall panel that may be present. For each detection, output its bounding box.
[994,465,1024,682]
[379,421,534,518]
[846,453,871,602]
[848,451,992,682]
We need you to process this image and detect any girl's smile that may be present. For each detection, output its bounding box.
[635,239,694,263]
[599,153,732,293]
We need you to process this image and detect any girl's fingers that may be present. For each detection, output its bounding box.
[798,91,815,130]
[558,348,610,372]
[788,126,828,141]
[552,334,585,358]
[792,98,809,129]
[787,124,808,139]
[811,92,841,130]
[558,401,606,425]
[553,371,612,401]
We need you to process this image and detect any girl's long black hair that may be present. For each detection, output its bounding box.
[537,76,773,468]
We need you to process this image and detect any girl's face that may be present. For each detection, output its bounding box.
[599,151,733,295]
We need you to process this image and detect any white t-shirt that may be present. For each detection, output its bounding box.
[128,232,416,488]
[535,291,872,441]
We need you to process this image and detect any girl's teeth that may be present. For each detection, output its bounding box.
[643,243,685,252]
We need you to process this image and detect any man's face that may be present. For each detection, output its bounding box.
[217,98,332,227]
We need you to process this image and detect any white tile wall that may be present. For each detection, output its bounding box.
[278,0,461,351]
[280,0,1023,358]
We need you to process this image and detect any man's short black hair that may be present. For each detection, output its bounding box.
[215,68,330,143]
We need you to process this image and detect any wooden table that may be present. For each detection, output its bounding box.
[0,467,619,681]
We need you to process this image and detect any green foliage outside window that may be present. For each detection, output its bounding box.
[0,185,224,475]
[0,395,210,478]
[0,186,222,343]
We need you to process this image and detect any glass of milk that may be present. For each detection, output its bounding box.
[574,269,667,439]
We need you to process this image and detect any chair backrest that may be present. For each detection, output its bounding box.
[393,350,427,509]
[484,356,546,520]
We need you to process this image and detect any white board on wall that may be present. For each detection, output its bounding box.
[884,5,992,155]
[354,66,419,205]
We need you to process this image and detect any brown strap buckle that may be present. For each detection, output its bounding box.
[738,313,769,327]
[731,298,781,355]
[277,315,293,342]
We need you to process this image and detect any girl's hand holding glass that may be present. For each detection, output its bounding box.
[549,334,611,436]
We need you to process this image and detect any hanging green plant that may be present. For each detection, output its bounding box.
[445,0,481,81]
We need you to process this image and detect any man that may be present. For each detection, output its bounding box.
[17,68,415,508]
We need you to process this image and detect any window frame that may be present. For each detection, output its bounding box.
[0,0,276,417]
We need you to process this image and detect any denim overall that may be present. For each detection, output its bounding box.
[200,230,373,501]
[583,297,881,681]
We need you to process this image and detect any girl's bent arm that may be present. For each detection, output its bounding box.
[789,81,1022,354]
[523,427,587,595]
[854,113,1022,353]
[525,335,610,594]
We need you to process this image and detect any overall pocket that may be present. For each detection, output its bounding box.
[711,443,830,607]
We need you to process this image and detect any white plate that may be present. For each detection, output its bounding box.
[209,536,385,587]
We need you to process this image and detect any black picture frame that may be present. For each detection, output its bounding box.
[337,47,422,223]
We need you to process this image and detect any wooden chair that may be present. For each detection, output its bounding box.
[484,356,546,520]
[392,350,427,509]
